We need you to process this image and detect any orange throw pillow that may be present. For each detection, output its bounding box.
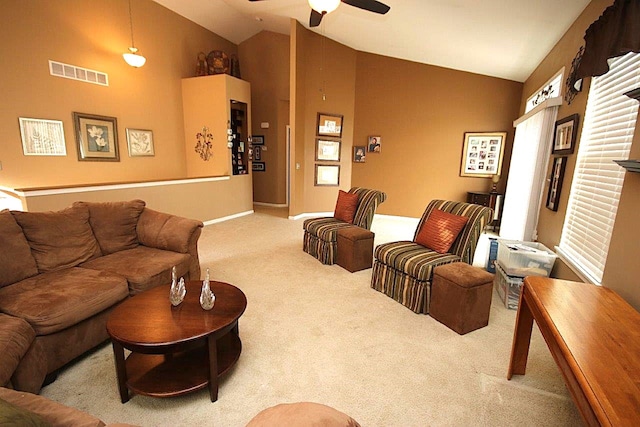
[334,190,359,224]
[415,209,469,254]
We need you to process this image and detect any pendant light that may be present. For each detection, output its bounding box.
[123,0,146,68]
[308,0,340,14]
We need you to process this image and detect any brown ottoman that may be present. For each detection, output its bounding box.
[336,227,374,272]
[430,262,494,334]
[246,402,360,427]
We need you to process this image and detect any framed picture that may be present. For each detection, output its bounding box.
[353,146,366,163]
[18,117,67,156]
[317,113,343,138]
[368,136,381,153]
[316,139,341,162]
[126,128,154,157]
[73,112,119,161]
[254,146,261,160]
[252,162,265,172]
[552,114,579,155]
[252,135,264,145]
[460,132,506,177]
[315,164,340,186]
[546,156,567,211]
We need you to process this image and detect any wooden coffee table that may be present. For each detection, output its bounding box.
[106,280,247,403]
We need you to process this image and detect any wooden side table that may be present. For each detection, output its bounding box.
[467,191,503,229]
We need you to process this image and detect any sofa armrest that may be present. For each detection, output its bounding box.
[0,314,36,388]
[0,387,107,427]
[136,208,204,280]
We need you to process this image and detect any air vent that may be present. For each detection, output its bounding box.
[49,60,109,86]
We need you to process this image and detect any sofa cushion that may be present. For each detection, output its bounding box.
[334,190,359,224]
[246,402,361,427]
[80,246,191,295]
[0,268,128,336]
[73,200,145,255]
[0,210,39,288]
[415,209,468,254]
[0,387,105,427]
[136,208,203,254]
[374,241,461,281]
[12,206,101,273]
[0,314,36,387]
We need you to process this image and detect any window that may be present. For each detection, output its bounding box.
[558,52,640,285]
[525,68,564,113]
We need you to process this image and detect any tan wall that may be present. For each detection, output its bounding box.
[605,123,640,310]
[291,22,357,215]
[13,175,253,222]
[238,31,290,205]
[181,75,251,178]
[523,0,608,263]
[525,0,611,264]
[352,53,523,218]
[290,21,306,216]
[523,0,640,310]
[0,0,237,189]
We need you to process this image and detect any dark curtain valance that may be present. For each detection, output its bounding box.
[570,0,640,89]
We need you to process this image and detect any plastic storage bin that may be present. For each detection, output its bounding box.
[495,262,524,310]
[486,238,498,273]
[497,240,557,277]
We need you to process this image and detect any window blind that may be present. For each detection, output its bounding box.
[558,52,640,285]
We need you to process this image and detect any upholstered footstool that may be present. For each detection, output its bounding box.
[430,262,494,334]
[246,402,360,427]
[336,227,374,272]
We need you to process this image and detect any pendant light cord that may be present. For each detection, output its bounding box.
[320,19,326,101]
[128,0,135,48]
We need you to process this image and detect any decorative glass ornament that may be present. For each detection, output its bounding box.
[169,266,186,306]
[200,268,215,310]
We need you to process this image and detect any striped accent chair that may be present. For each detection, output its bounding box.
[371,200,493,314]
[303,187,387,265]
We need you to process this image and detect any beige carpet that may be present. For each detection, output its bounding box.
[40,211,582,426]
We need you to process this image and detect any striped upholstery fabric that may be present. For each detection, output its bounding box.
[303,187,387,264]
[371,200,493,314]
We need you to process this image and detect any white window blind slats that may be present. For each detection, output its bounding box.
[558,52,640,285]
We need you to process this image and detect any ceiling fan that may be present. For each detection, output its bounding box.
[248,0,391,28]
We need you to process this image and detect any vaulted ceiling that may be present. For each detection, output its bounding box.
[153,0,591,82]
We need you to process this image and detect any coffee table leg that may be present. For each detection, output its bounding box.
[111,341,130,403]
[207,335,219,402]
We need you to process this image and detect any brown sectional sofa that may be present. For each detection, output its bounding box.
[0,200,203,394]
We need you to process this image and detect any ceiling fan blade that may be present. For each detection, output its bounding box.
[341,0,390,14]
[309,9,324,27]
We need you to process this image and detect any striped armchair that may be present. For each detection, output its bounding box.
[371,200,493,314]
[303,187,387,265]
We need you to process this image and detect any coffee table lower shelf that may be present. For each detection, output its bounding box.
[124,332,241,399]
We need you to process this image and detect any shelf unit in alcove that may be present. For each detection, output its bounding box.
[230,101,248,175]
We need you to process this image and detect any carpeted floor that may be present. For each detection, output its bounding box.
[39,211,582,426]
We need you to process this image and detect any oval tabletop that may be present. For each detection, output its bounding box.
[107,281,247,349]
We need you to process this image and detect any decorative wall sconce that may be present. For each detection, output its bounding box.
[195,126,213,161]
[123,0,146,68]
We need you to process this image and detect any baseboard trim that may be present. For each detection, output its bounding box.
[203,210,254,226]
[254,202,288,208]
[288,212,333,220]
[373,214,420,224]
[287,212,421,222]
